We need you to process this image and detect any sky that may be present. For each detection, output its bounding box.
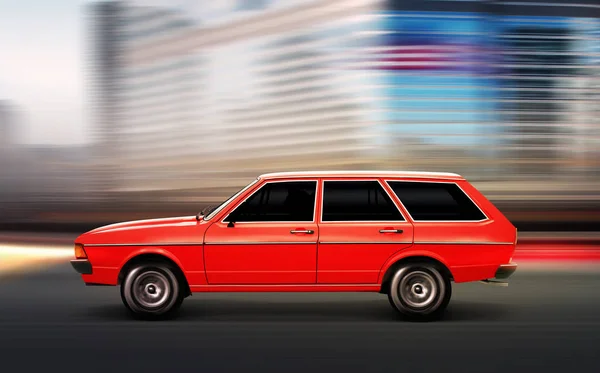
[0,0,87,145]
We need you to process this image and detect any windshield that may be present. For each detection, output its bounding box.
[203,178,260,221]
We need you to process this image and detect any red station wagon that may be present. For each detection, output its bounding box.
[71,171,518,320]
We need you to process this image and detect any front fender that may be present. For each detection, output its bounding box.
[118,246,186,273]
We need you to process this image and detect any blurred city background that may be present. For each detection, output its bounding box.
[1,0,599,233]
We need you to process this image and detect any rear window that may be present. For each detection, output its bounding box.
[387,181,486,221]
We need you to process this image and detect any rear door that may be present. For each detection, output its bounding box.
[316,179,414,284]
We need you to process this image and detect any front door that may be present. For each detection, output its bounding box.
[204,180,319,284]
[317,179,414,284]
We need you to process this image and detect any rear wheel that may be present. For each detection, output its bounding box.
[387,263,451,320]
[121,263,184,319]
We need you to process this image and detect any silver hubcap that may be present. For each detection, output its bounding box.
[132,271,170,309]
[399,271,437,309]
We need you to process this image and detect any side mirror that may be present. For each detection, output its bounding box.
[225,212,238,227]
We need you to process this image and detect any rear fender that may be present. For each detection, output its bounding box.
[378,249,452,284]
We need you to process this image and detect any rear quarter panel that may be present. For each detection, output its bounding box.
[380,179,517,283]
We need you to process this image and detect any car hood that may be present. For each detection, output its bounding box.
[88,216,198,234]
[76,215,208,245]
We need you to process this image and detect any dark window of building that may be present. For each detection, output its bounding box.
[225,181,316,222]
[387,181,486,221]
[322,181,404,221]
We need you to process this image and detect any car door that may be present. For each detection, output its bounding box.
[203,179,319,284]
[317,179,414,284]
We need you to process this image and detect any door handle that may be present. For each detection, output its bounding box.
[291,229,314,234]
[379,229,403,234]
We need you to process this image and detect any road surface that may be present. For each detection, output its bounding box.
[0,262,599,373]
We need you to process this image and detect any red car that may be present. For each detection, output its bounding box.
[71,171,517,320]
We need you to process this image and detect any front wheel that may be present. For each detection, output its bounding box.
[121,263,184,319]
[387,263,451,320]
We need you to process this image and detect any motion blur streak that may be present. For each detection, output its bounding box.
[0,0,598,235]
[0,244,72,258]
[0,244,72,277]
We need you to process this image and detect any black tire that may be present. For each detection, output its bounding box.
[120,263,184,320]
[387,262,451,320]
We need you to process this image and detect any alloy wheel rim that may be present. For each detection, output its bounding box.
[132,271,171,309]
[399,270,438,309]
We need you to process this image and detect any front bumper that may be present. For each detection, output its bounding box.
[70,259,93,275]
[495,263,517,279]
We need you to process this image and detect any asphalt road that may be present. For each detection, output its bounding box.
[1,263,599,373]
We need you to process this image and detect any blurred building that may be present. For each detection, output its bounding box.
[0,102,91,220]
[87,2,197,194]
[89,0,600,203]
[91,0,383,200]
[0,101,16,147]
[16,146,91,200]
[0,101,18,219]
[377,0,600,181]
[0,101,23,201]
[86,1,124,196]
[221,32,372,174]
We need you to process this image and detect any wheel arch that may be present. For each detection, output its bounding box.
[117,251,191,297]
[379,255,453,295]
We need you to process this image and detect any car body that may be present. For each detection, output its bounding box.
[71,171,517,319]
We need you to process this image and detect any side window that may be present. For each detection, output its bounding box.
[322,181,404,222]
[225,181,316,222]
[387,181,486,221]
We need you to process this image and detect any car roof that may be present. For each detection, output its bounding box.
[259,171,464,181]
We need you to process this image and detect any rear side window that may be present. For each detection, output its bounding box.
[322,181,404,221]
[387,181,486,221]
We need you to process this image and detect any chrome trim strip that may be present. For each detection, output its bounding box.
[384,179,490,223]
[84,243,202,247]
[88,241,321,246]
[260,171,462,178]
[190,284,380,288]
[204,241,317,245]
[87,241,510,247]
[319,241,412,244]
[415,241,513,245]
